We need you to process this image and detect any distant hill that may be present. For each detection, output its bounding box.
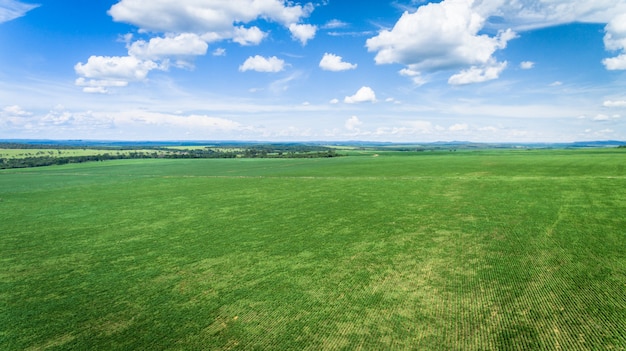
[1,139,625,149]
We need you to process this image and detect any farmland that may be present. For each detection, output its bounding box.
[1,148,625,350]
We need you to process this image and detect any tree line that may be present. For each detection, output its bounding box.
[0,144,339,169]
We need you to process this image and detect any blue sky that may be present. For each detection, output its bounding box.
[1,0,626,142]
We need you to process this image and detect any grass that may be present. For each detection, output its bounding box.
[1,149,625,350]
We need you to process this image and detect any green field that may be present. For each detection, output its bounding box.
[0,148,165,159]
[2,149,625,350]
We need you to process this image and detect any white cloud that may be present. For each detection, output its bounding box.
[399,67,428,85]
[232,26,266,46]
[550,81,563,86]
[289,23,317,45]
[490,1,626,72]
[108,0,316,47]
[449,123,469,131]
[603,54,626,70]
[593,114,621,121]
[323,19,348,29]
[344,86,376,104]
[594,114,609,121]
[319,53,357,71]
[448,61,508,85]
[345,116,362,130]
[1,106,116,134]
[81,87,109,94]
[1,105,33,129]
[127,33,208,60]
[108,0,312,34]
[0,0,38,23]
[366,0,626,83]
[602,5,626,67]
[75,0,316,92]
[2,105,30,116]
[330,98,339,104]
[74,56,164,93]
[328,30,376,37]
[604,100,626,107]
[239,55,285,73]
[486,1,626,31]
[75,77,129,94]
[76,33,209,92]
[212,48,226,56]
[121,111,244,130]
[366,0,517,84]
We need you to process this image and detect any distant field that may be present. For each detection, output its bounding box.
[1,149,625,350]
[0,148,163,159]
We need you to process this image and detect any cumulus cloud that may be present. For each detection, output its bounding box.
[127,33,208,60]
[366,0,517,85]
[1,106,118,135]
[239,55,285,73]
[289,23,317,45]
[448,60,508,85]
[345,116,362,131]
[367,0,626,83]
[603,54,626,70]
[0,0,38,23]
[492,1,626,71]
[75,33,211,93]
[108,0,313,42]
[399,67,428,85]
[2,105,30,116]
[319,53,357,71]
[74,56,164,93]
[75,0,316,92]
[109,0,313,32]
[603,13,626,69]
[1,105,32,129]
[232,26,267,46]
[604,100,626,107]
[344,86,376,104]
[469,1,626,71]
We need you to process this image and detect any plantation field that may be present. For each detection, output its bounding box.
[0,148,163,159]
[1,149,625,350]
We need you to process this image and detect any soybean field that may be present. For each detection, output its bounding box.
[1,149,625,350]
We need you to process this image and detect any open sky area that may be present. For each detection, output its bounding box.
[1,0,626,142]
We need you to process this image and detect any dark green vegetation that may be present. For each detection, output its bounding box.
[0,142,338,169]
[2,149,625,350]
